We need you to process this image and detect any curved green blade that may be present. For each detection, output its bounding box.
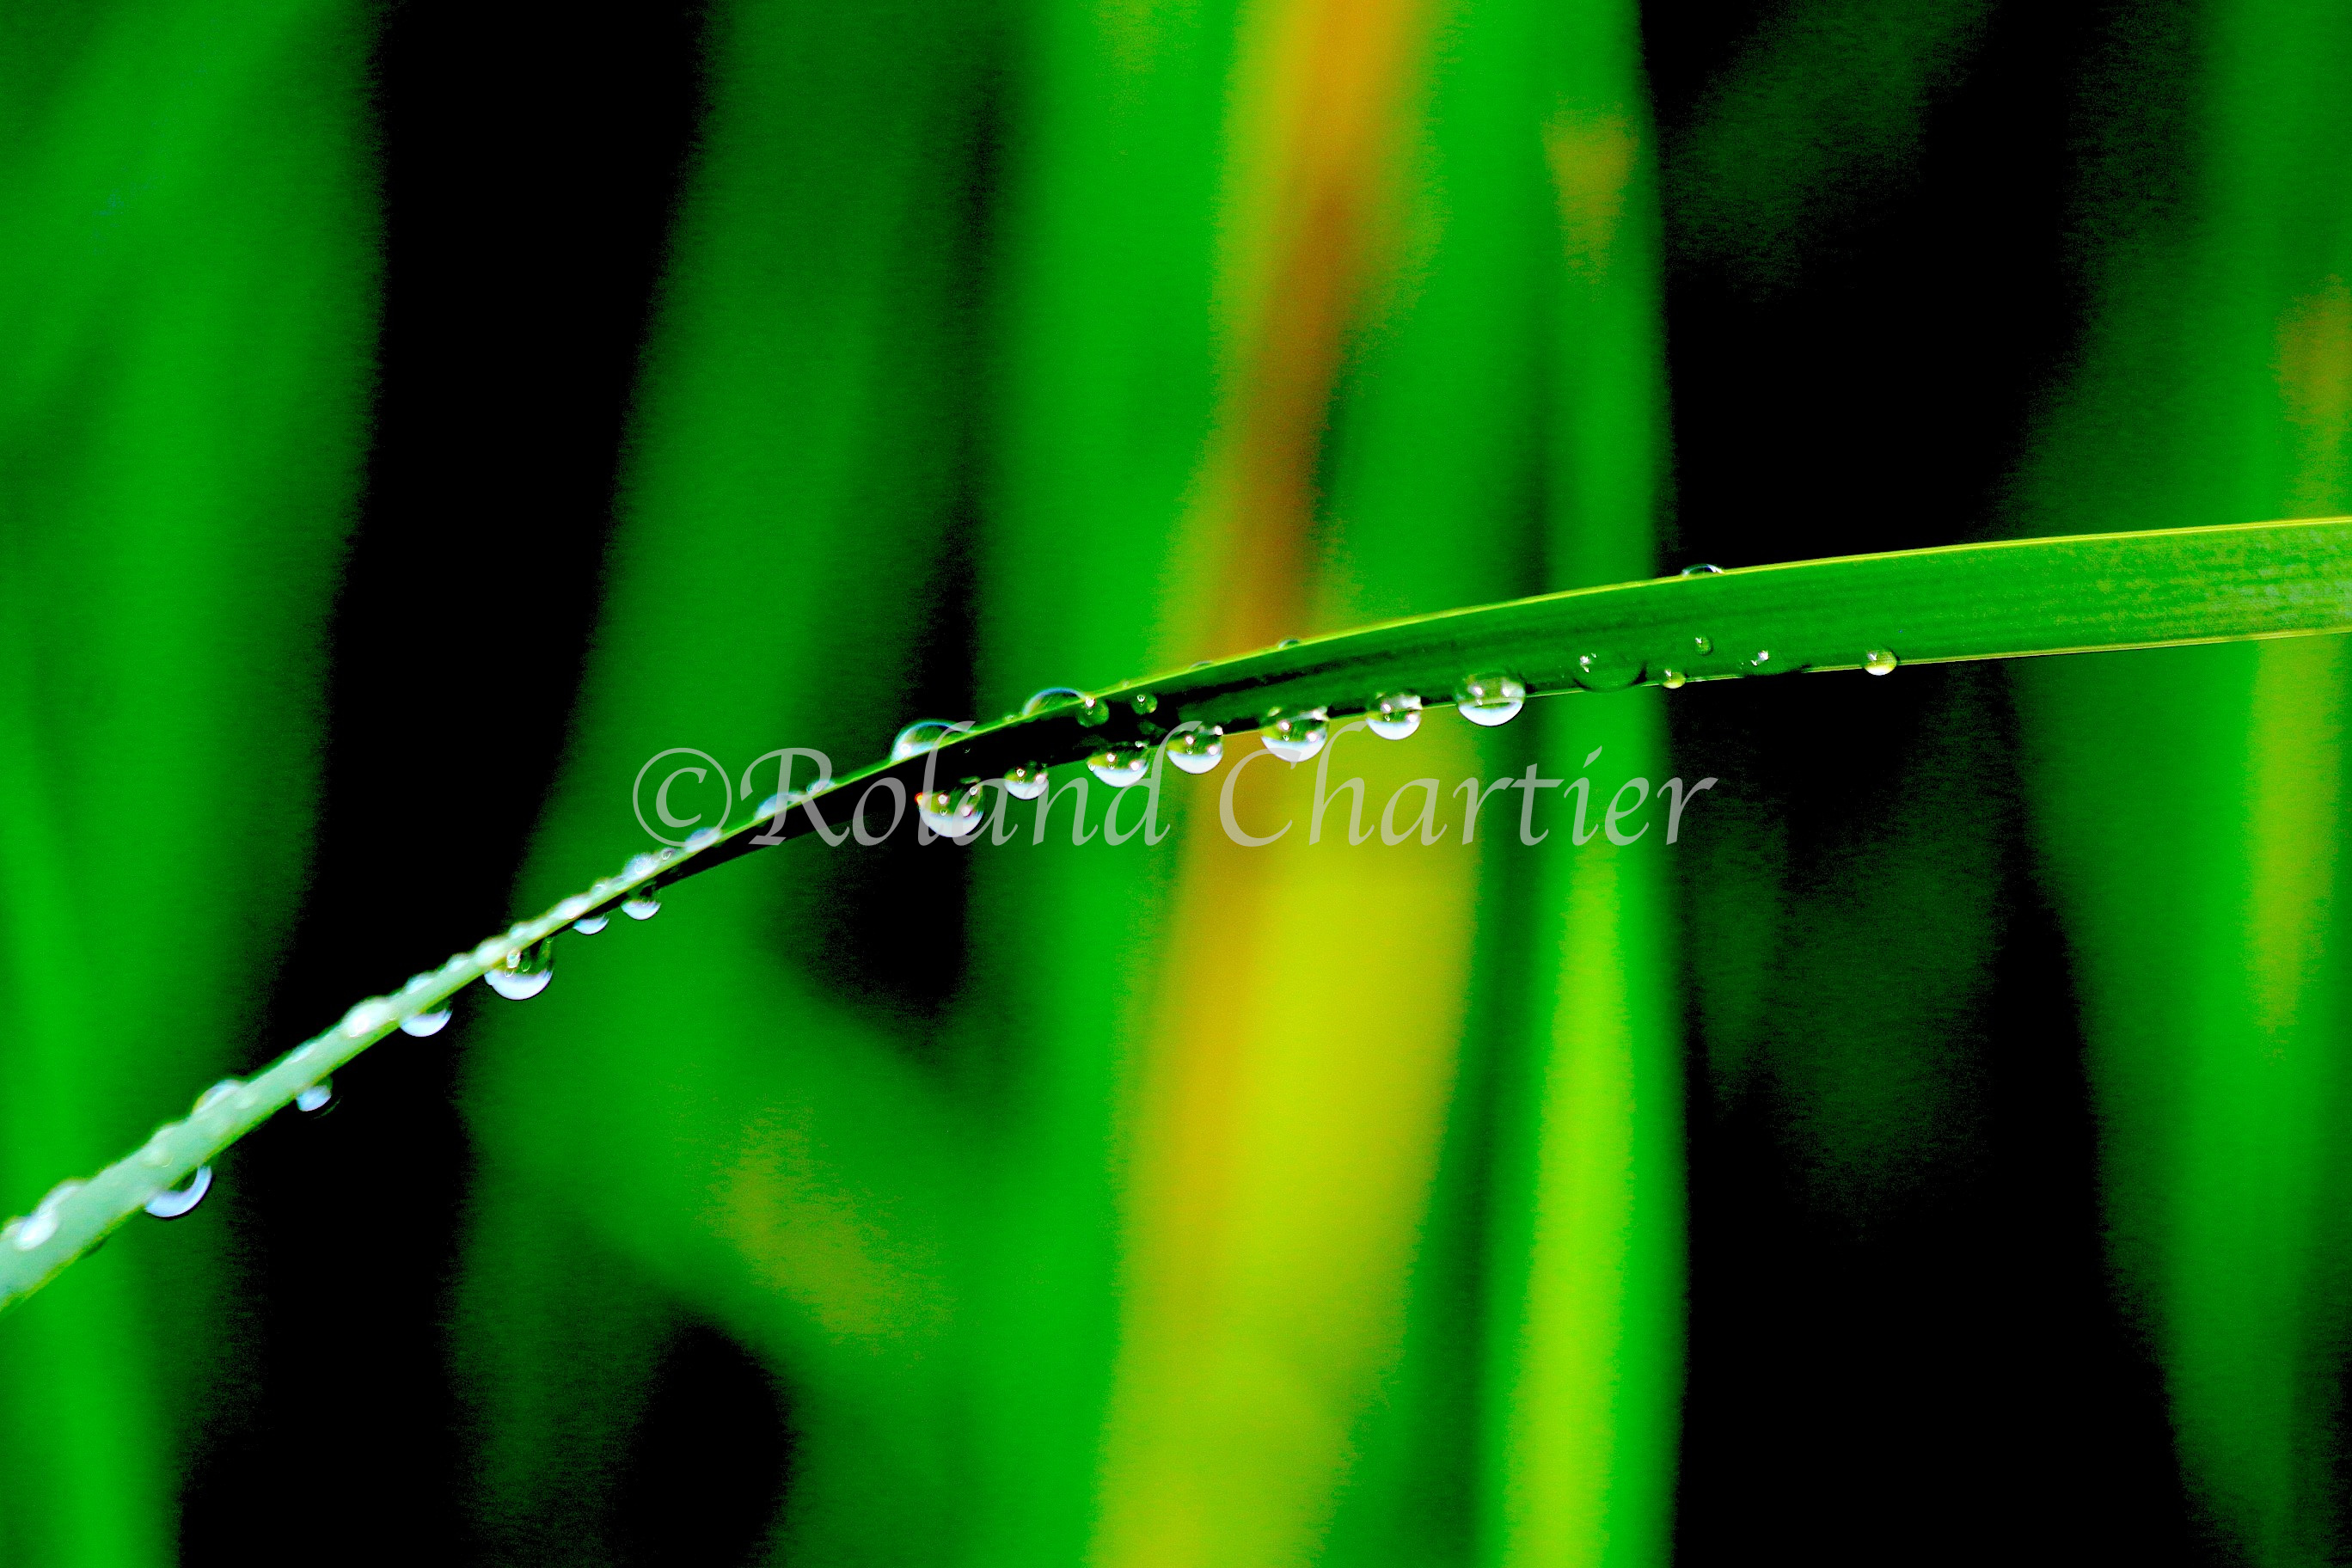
[3,513,2348,1313]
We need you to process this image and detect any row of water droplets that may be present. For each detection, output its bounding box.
[0,836,707,1254]
[842,579,1710,819]
[896,628,1905,829]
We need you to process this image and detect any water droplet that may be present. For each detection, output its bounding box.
[1087,744,1152,787]
[890,720,963,763]
[194,1080,242,1114]
[622,889,661,921]
[1130,692,1159,715]
[1659,669,1687,690]
[622,853,661,881]
[1455,674,1526,727]
[1864,648,1898,676]
[145,1167,211,1221]
[555,895,593,922]
[1261,707,1329,763]
[1747,649,1771,669]
[1004,763,1049,801]
[1693,634,1712,656]
[485,938,554,1000]
[1681,562,1724,576]
[1277,638,1302,649]
[684,826,720,852]
[338,998,395,1039]
[1573,652,1643,693]
[296,1081,334,1114]
[572,914,609,935]
[1166,726,1225,774]
[1368,693,1422,740]
[1190,659,1214,670]
[917,785,987,837]
[13,1181,83,1249]
[401,1003,452,1037]
[1022,688,1107,726]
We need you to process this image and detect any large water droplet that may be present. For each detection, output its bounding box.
[1864,648,1898,676]
[296,1081,334,1114]
[12,1181,83,1249]
[1368,694,1422,740]
[338,998,395,1039]
[1004,763,1049,801]
[917,784,986,837]
[1659,669,1687,690]
[1088,744,1152,787]
[1022,688,1107,726]
[1573,652,1643,693]
[1166,726,1225,774]
[572,914,609,935]
[1681,562,1724,576]
[622,888,661,921]
[1261,707,1328,763]
[401,1002,452,1037]
[485,939,554,1000]
[1455,675,1525,727]
[145,1167,211,1220]
[890,720,963,763]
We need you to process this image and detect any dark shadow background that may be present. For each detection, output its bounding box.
[180,1,2213,1561]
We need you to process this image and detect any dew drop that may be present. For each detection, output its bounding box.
[890,720,964,763]
[1747,649,1771,669]
[1573,652,1643,693]
[1660,669,1687,690]
[1681,562,1724,576]
[572,914,609,934]
[684,825,720,852]
[145,1167,211,1221]
[13,1181,83,1249]
[1166,726,1225,774]
[1864,648,1899,676]
[917,784,987,837]
[338,998,395,1039]
[485,938,554,1000]
[622,852,661,881]
[1022,688,1108,726]
[1455,674,1526,727]
[1087,744,1152,787]
[1277,638,1302,649]
[1368,693,1422,740]
[1693,634,1712,657]
[1261,707,1329,763]
[296,1081,334,1114]
[1004,763,1050,801]
[401,1003,452,1037]
[1130,692,1159,715]
[622,889,662,922]
[194,1080,242,1114]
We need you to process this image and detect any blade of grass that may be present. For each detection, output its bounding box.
[3,512,2349,1313]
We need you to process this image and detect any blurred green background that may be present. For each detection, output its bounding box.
[3,0,2350,1563]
